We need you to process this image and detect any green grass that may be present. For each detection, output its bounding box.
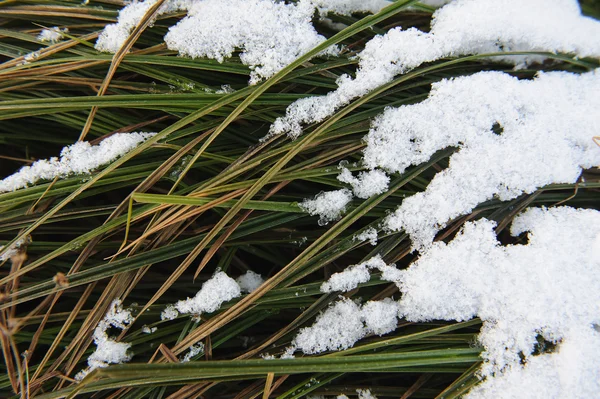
[0,1,599,398]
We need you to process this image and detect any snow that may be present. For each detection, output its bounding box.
[311,0,390,16]
[164,0,338,85]
[236,270,264,293]
[141,325,157,334]
[180,343,204,362]
[353,227,378,246]
[466,327,600,399]
[270,0,600,138]
[337,168,389,199]
[320,255,387,293]
[299,189,353,225]
[0,237,28,262]
[394,207,600,383]
[38,27,67,43]
[95,0,192,53]
[75,300,133,381]
[174,271,241,315]
[369,70,600,248]
[0,132,156,193]
[160,304,179,321]
[293,297,399,354]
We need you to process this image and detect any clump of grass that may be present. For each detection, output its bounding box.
[0,1,599,398]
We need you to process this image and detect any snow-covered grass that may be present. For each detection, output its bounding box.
[0,132,155,193]
[271,0,600,138]
[2,0,599,397]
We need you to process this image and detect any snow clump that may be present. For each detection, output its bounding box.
[394,206,600,393]
[236,270,264,293]
[353,227,378,246]
[292,297,399,354]
[299,188,353,225]
[337,168,389,199]
[38,27,68,43]
[320,255,388,293]
[270,0,600,138]
[174,270,241,315]
[0,132,156,193]
[372,70,600,248]
[75,300,134,380]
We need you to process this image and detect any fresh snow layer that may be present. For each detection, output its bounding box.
[371,70,600,248]
[38,27,67,43]
[270,0,600,138]
[0,132,155,193]
[75,300,133,380]
[395,207,600,381]
[337,168,389,199]
[293,297,399,354]
[236,270,264,293]
[175,271,241,315]
[299,188,353,225]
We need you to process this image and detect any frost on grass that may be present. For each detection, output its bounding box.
[320,255,387,293]
[353,227,378,246]
[293,297,399,354]
[394,206,600,392]
[236,270,264,293]
[175,271,241,315]
[38,27,68,43]
[75,300,133,381]
[0,132,156,193]
[299,189,352,225]
[337,168,389,199]
[165,0,338,85]
[270,0,600,138]
[367,70,600,248]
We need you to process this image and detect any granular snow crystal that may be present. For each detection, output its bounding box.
[0,132,156,193]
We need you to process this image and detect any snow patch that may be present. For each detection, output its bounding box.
[353,227,378,246]
[299,188,353,225]
[236,270,264,293]
[395,207,600,381]
[293,297,399,354]
[38,27,68,43]
[368,70,600,248]
[337,168,389,199]
[0,132,156,193]
[175,271,241,315]
[270,0,600,138]
[75,300,133,381]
